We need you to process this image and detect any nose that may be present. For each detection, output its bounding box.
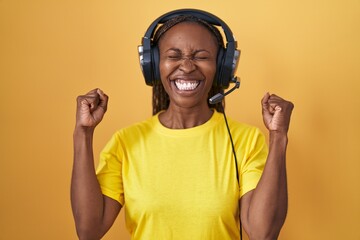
[179,58,196,73]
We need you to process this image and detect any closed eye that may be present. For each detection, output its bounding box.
[193,56,210,60]
[163,48,182,60]
[162,48,213,61]
[193,50,212,61]
[167,55,182,60]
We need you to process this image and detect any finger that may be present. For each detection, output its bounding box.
[77,94,100,112]
[268,94,290,108]
[261,92,271,106]
[80,98,92,113]
[97,89,109,112]
[90,96,100,112]
[86,88,99,95]
[268,100,282,112]
[268,94,283,100]
[262,92,280,115]
[261,92,272,113]
[267,95,294,112]
[82,89,101,108]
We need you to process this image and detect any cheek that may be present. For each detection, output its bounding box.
[159,60,176,80]
[202,62,217,79]
[203,63,217,89]
[159,61,175,93]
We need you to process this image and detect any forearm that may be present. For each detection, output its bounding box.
[71,128,105,239]
[247,132,288,239]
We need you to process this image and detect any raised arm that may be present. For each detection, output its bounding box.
[71,89,121,240]
[241,93,294,240]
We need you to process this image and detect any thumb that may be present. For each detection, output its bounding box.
[272,105,282,120]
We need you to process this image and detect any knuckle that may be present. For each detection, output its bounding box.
[77,96,86,104]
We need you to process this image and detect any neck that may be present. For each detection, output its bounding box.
[159,104,213,129]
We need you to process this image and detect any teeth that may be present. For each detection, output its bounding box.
[175,80,200,91]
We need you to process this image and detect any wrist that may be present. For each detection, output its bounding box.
[269,131,288,145]
[73,126,95,138]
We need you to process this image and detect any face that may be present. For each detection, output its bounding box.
[158,22,218,110]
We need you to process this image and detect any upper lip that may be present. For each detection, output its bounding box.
[170,74,202,81]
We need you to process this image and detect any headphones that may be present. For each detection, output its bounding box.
[138,9,241,88]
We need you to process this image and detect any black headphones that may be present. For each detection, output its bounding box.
[138,9,241,88]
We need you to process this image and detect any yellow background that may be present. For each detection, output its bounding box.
[0,0,359,239]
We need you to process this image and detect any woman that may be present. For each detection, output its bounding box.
[71,10,294,240]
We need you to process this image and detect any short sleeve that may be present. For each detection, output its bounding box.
[239,127,268,197]
[96,132,124,205]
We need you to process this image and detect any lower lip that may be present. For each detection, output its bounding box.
[171,81,202,94]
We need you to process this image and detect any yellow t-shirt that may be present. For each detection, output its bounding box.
[96,111,268,239]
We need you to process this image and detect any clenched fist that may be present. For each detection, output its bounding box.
[261,93,294,134]
[75,89,109,129]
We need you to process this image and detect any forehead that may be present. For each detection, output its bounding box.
[158,22,218,50]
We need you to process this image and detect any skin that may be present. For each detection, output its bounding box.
[71,22,294,240]
[157,22,218,129]
[241,93,293,239]
[71,89,121,240]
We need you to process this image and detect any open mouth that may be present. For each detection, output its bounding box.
[174,80,200,91]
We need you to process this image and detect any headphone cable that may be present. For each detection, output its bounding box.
[220,106,243,240]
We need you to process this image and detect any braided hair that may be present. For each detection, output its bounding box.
[152,15,226,115]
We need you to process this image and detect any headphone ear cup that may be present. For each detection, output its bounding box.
[215,47,225,87]
[217,42,239,89]
[152,45,161,84]
[221,42,238,88]
[139,38,154,86]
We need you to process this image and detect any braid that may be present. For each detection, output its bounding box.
[152,82,170,115]
[152,15,226,115]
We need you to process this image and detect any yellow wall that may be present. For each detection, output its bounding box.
[0,0,359,239]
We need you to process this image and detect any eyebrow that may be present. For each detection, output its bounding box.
[164,48,211,54]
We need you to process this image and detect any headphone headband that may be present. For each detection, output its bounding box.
[143,9,236,45]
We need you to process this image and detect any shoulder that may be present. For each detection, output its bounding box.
[214,112,267,150]
[113,114,158,139]
[214,111,263,137]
